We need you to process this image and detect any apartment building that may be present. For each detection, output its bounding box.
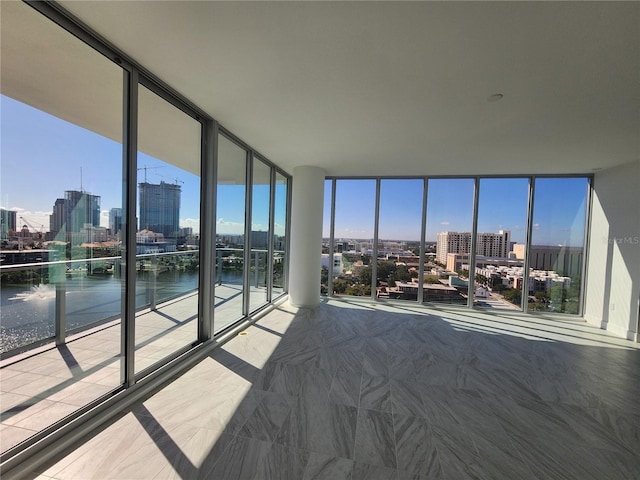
[436,230,511,265]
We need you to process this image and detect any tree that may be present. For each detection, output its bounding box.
[548,284,580,314]
[376,261,396,284]
[360,266,372,286]
[492,282,506,292]
[424,276,441,284]
[320,266,328,285]
[528,300,548,311]
[395,265,412,283]
[346,284,369,296]
[502,288,521,305]
[333,279,348,294]
[534,291,548,302]
[547,285,566,311]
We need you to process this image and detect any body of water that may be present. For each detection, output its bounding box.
[0,269,244,353]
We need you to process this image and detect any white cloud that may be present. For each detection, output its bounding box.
[440,221,450,225]
[180,217,200,234]
[10,208,50,232]
[274,222,286,236]
[216,218,244,235]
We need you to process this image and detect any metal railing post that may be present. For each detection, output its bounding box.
[55,264,66,346]
[254,251,259,287]
[150,254,157,310]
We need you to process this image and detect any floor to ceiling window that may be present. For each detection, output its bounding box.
[425,178,475,305]
[376,179,424,301]
[272,172,288,297]
[529,177,589,314]
[215,133,248,332]
[320,179,333,295]
[0,1,291,461]
[332,179,376,297]
[134,84,202,374]
[473,178,529,310]
[325,175,590,315]
[248,158,271,313]
[0,0,125,453]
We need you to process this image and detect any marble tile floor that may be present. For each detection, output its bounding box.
[17,299,640,480]
[1,284,257,453]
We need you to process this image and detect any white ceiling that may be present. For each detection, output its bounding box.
[30,1,640,176]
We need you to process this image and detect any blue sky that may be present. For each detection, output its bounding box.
[1,95,202,232]
[324,177,587,246]
[1,95,277,236]
[2,94,586,245]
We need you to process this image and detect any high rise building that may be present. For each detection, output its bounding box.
[0,208,17,240]
[65,190,101,232]
[48,191,101,242]
[437,232,472,265]
[109,208,123,236]
[139,181,181,239]
[49,198,65,239]
[477,230,511,258]
[437,230,511,265]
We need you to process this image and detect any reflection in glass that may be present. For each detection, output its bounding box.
[215,134,247,332]
[134,85,201,373]
[332,179,376,297]
[473,178,529,310]
[272,173,287,296]
[529,177,588,314]
[425,178,475,305]
[249,159,271,312]
[376,179,423,301]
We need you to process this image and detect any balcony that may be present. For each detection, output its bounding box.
[0,249,278,453]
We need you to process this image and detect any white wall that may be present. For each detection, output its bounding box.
[584,160,640,341]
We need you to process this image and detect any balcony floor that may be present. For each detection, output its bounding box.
[1,283,267,453]
[11,299,639,479]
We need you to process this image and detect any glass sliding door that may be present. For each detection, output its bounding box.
[0,0,124,452]
[376,179,424,301]
[272,172,288,298]
[424,178,475,305]
[321,179,333,295]
[248,158,271,313]
[332,179,376,297]
[529,177,589,314]
[134,84,201,374]
[215,134,248,332]
[473,178,529,310]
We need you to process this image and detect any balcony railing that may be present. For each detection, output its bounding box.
[1,248,285,357]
